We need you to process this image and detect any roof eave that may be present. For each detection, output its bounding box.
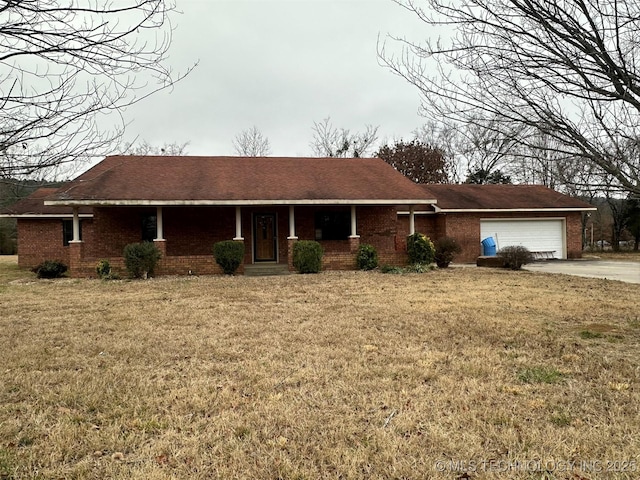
[434,207,597,213]
[45,199,438,207]
[0,213,94,218]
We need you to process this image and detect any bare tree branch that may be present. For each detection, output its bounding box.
[0,0,196,179]
[380,0,640,195]
[310,117,379,158]
[232,126,271,156]
[120,139,189,156]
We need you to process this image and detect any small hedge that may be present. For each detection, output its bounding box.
[95,259,119,280]
[96,259,111,279]
[32,260,68,279]
[213,240,245,275]
[293,240,323,274]
[123,242,161,279]
[498,245,534,270]
[380,263,433,274]
[434,237,462,268]
[356,243,378,271]
[407,233,435,265]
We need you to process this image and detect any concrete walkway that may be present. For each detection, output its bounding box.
[523,260,640,284]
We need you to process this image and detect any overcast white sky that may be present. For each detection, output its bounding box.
[120,0,430,156]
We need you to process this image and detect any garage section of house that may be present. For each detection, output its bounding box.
[480,218,566,259]
[417,184,596,263]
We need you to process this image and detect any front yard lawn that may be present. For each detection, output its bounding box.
[1,258,639,479]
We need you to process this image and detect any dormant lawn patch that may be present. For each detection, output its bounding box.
[0,258,639,479]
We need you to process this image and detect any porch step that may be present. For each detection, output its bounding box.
[244,264,291,276]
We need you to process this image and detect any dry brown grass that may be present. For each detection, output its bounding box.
[583,251,640,262]
[1,257,639,479]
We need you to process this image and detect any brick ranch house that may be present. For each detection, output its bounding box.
[1,156,595,276]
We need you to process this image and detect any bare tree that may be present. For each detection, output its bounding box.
[0,1,194,179]
[121,140,189,156]
[232,127,271,156]
[310,117,379,158]
[380,0,640,196]
[413,120,461,182]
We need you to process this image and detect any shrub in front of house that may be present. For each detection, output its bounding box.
[380,264,403,274]
[498,245,534,270]
[95,259,120,280]
[123,242,161,279]
[213,240,245,275]
[356,243,378,271]
[404,262,435,273]
[380,263,434,274]
[96,259,111,279]
[434,237,462,268]
[407,232,435,265]
[32,260,68,279]
[293,240,323,274]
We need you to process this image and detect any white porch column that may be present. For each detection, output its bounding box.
[71,207,81,242]
[288,205,298,239]
[155,206,164,240]
[233,206,244,240]
[409,206,416,235]
[349,205,359,238]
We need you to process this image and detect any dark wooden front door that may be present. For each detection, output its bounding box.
[254,214,277,262]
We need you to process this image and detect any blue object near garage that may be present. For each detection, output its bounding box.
[481,237,497,256]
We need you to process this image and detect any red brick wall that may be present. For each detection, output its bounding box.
[398,212,481,263]
[87,207,154,257]
[165,207,236,256]
[293,206,409,269]
[62,205,410,276]
[566,212,584,259]
[396,213,438,249]
[397,211,585,263]
[439,214,482,263]
[19,208,586,276]
[398,212,582,263]
[17,218,94,269]
[444,212,585,263]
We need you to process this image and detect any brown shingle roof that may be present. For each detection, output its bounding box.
[0,188,92,217]
[45,156,436,205]
[420,184,595,211]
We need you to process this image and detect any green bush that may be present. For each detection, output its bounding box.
[498,245,534,270]
[434,237,462,268]
[96,259,111,279]
[213,240,245,275]
[380,264,403,274]
[123,242,161,279]
[380,263,433,274]
[293,240,323,274]
[407,233,435,265]
[404,262,434,273]
[31,260,68,279]
[356,243,378,271]
[95,259,120,280]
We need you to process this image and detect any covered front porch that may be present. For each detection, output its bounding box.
[64,203,420,277]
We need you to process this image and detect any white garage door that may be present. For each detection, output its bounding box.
[480,219,565,259]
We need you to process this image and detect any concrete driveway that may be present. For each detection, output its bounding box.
[523,260,640,284]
